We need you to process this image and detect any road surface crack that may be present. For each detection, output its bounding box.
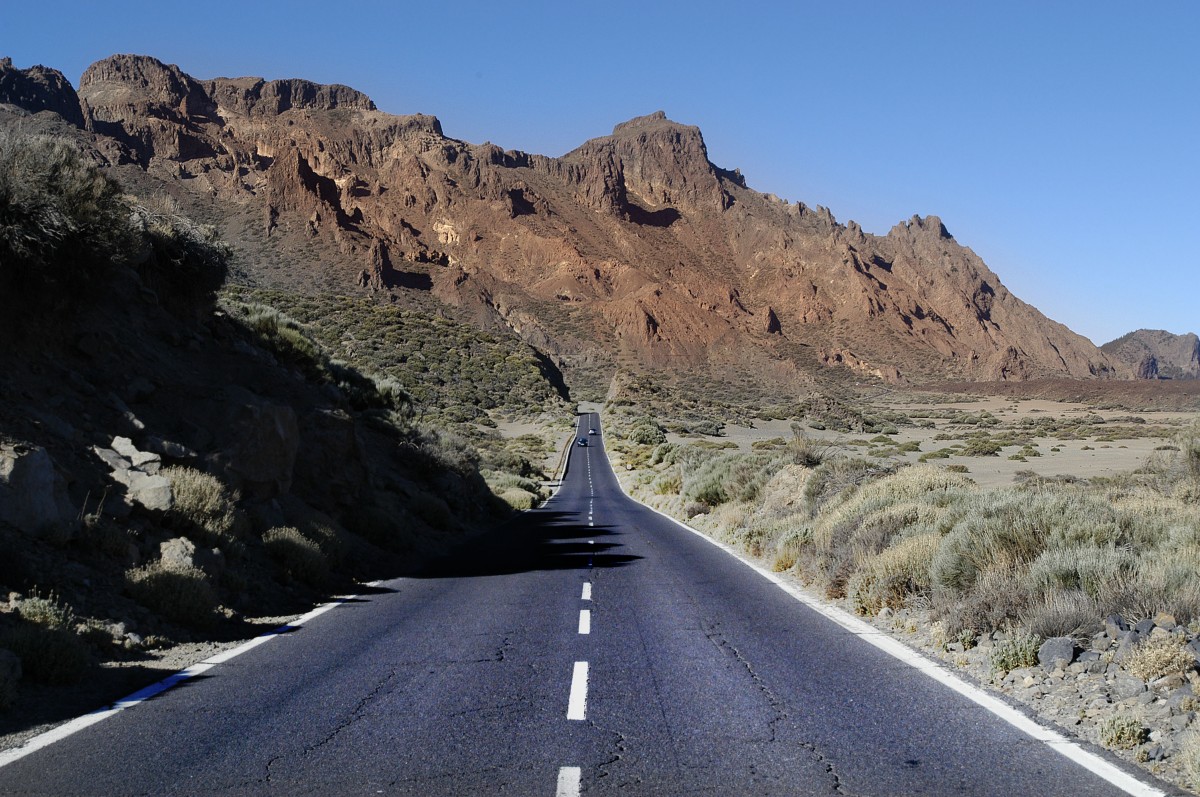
[265,667,399,784]
[474,634,512,663]
[586,719,630,783]
[702,622,848,794]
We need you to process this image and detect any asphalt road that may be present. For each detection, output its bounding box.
[0,412,1170,795]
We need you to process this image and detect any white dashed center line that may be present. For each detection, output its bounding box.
[567,661,589,720]
[578,609,591,635]
[581,582,591,601]
[556,766,581,797]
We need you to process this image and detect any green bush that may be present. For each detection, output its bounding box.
[1023,546,1137,599]
[990,633,1041,674]
[1099,715,1146,750]
[628,418,667,446]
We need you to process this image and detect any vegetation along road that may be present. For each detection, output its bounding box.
[0,414,1174,795]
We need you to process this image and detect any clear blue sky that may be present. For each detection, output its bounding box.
[5,1,1197,345]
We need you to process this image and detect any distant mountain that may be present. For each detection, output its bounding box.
[0,54,1129,394]
[1101,330,1200,380]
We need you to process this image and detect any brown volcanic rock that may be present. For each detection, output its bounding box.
[203,76,376,116]
[6,54,1131,388]
[1102,330,1200,380]
[0,58,85,127]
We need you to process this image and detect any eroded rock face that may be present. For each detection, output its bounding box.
[4,54,1131,386]
[0,58,84,127]
[214,388,299,498]
[292,409,367,508]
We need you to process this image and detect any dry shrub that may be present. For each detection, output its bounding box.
[1023,546,1136,600]
[770,525,811,572]
[5,584,89,685]
[936,565,1032,636]
[15,591,75,630]
[0,623,89,684]
[498,488,537,511]
[164,466,241,542]
[304,523,346,566]
[1099,715,1147,750]
[1179,729,1200,791]
[408,492,454,532]
[847,532,940,615]
[1122,634,1197,682]
[263,527,328,586]
[1105,560,1200,625]
[1021,589,1101,640]
[126,560,218,627]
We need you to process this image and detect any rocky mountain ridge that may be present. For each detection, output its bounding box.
[1102,330,1200,380]
[0,54,1128,390]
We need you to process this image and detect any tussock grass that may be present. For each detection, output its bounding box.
[1178,730,1200,790]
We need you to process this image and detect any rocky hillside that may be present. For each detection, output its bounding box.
[1102,329,1200,380]
[0,54,1126,394]
[0,128,551,723]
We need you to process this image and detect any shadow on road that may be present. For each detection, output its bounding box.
[411,510,641,579]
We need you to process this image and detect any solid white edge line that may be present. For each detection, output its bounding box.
[602,438,1167,797]
[0,582,383,771]
[567,661,589,720]
[578,609,591,635]
[556,765,582,797]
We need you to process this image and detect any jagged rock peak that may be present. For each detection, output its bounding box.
[80,54,212,116]
[0,56,85,127]
[889,214,954,240]
[204,75,377,116]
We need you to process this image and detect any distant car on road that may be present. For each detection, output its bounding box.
[577,437,587,446]
[588,428,597,435]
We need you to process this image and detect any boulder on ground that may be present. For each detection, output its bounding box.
[0,444,75,533]
[1038,636,1076,671]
